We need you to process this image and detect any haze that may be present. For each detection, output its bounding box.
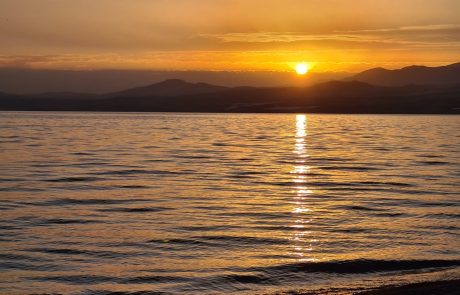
[1,0,459,74]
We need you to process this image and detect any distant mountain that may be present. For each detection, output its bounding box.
[0,91,17,99]
[1,79,458,114]
[0,68,350,94]
[347,62,460,86]
[108,79,229,97]
[31,92,98,99]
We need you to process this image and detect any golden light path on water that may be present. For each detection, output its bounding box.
[290,114,317,262]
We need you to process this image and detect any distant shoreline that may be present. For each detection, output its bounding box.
[1,78,459,114]
[0,109,459,115]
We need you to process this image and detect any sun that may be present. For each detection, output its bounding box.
[295,63,309,75]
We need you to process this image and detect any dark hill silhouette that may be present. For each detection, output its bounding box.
[31,92,98,99]
[1,79,459,114]
[309,80,379,96]
[108,79,228,97]
[0,68,350,94]
[347,62,460,86]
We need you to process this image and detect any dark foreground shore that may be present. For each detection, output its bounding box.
[284,279,460,295]
[355,279,460,295]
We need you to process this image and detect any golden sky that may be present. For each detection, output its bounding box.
[1,0,459,72]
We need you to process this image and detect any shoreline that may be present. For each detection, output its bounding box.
[355,279,460,295]
[284,279,460,295]
[1,109,460,115]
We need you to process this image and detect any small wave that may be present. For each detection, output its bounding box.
[146,235,287,248]
[40,218,100,225]
[30,274,191,286]
[336,205,386,211]
[0,253,49,262]
[398,200,458,207]
[45,177,101,183]
[356,181,413,187]
[423,213,460,219]
[373,212,408,217]
[92,169,181,176]
[120,275,191,284]
[308,156,348,162]
[320,166,382,171]
[254,259,460,275]
[30,275,116,285]
[0,177,25,182]
[71,162,111,167]
[416,161,449,165]
[214,211,291,219]
[422,225,459,231]
[97,207,171,213]
[86,291,169,295]
[0,261,60,271]
[333,205,409,217]
[119,185,151,189]
[146,238,216,247]
[267,181,398,188]
[175,225,240,232]
[174,155,211,159]
[13,217,101,226]
[250,225,315,231]
[28,247,138,259]
[0,225,18,230]
[220,273,270,284]
[72,152,94,156]
[155,260,460,293]
[192,205,229,211]
[0,187,44,192]
[194,235,288,245]
[40,198,147,206]
[418,154,444,158]
[333,228,375,233]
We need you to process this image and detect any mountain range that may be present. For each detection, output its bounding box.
[0,63,459,114]
[347,62,460,86]
[108,79,229,97]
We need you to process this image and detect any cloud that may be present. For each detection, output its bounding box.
[1,1,459,71]
[197,23,460,51]
[338,24,460,33]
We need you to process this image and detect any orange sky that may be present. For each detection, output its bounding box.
[1,0,459,72]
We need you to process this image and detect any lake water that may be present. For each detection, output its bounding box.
[0,112,459,294]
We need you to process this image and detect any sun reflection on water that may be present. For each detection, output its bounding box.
[289,114,317,262]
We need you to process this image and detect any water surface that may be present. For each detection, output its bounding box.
[0,112,459,294]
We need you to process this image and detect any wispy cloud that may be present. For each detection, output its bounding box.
[198,23,460,50]
[1,0,459,71]
[338,24,460,33]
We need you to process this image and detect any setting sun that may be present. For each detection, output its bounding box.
[295,63,309,75]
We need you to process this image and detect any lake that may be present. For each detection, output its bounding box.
[0,112,459,294]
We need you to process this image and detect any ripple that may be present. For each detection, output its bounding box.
[255,259,460,274]
[38,198,147,206]
[97,207,172,213]
[92,169,182,176]
[44,177,101,183]
[27,247,142,259]
[1,112,459,295]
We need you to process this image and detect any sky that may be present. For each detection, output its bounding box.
[1,0,459,73]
